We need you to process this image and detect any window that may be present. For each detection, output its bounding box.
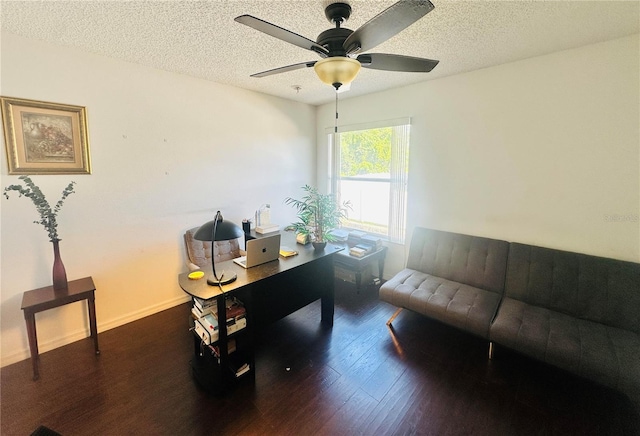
[329,118,410,243]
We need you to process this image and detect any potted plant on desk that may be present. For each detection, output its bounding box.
[285,185,350,250]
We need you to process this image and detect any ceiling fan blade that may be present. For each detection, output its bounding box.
[250,61,317,78]
[357,53,438,72]
[235,15,329,57]
[344,0,435,54]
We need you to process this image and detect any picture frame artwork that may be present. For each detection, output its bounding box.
[1,96,91,175]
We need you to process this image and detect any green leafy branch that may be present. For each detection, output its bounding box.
[285,185,350,243]
[3,175,76,242]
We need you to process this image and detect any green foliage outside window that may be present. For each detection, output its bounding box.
[339,127,392,177]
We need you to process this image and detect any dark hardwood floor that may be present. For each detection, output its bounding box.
[2,279,638,435]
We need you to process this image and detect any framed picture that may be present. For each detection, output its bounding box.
[1,96,91,175]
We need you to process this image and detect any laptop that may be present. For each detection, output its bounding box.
[233,233,281,269]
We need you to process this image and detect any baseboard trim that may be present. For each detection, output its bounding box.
[1,294,191,367]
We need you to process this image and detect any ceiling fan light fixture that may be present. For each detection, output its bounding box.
[313,57,361,89]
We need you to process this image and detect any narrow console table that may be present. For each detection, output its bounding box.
[21,276,99,380]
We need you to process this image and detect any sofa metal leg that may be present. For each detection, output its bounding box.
[386,308,403,327]
[488,341,494,360]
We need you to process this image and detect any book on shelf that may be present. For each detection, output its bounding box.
[217,297,246,322]
[226,317,247,335]
[234,363,250,378]
[359,243,376,253]
[361,235,383,249]
[209,338,237,359]
[228,352,250,378]
[350,244,375,257]
[192,302,216,319]
[196,296,244,316]
[211,299,247,335]
[349,246,367,257]
[191,306,204,319]
[328,228,349,242]
[348,230,368,246]
[255,224,279,234]
[226,306,246,322]
[193,296,216,311]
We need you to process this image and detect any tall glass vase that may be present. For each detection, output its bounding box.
[52,240,68,292]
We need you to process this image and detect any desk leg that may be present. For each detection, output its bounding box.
[321,291,334,327]
[24,311,39,380]
[87,294,100,355]
[321,263,335,327]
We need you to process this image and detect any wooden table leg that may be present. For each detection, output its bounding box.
[378,256,385,282]
[355,271,362,290]
[24,311,39,380]
[87,293,100,355]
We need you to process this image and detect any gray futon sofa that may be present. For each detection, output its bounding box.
[490,242,640,404]
[381,226,640,405]
[379,227,509,340]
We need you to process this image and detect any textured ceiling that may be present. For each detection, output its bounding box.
[1,1,638,106]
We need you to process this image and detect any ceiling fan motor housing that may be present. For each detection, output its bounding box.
[317,28,353,57]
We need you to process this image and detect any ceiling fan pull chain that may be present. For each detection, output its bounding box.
[334,91,339,134]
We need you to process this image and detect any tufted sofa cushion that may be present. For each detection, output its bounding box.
[491,297,640,398]
[503,243,640,334]
[406,227,509,295]
[491,242,640,403]
[380,269,503,338]
[380,227,509,339]
[184,227,241,271]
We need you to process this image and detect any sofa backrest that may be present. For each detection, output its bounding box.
[406,227,510,294]
[505,243,640,333]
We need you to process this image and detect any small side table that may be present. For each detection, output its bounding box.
[21,276,100,380]
[334,245,388,290]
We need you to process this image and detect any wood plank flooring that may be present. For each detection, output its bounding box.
[2,280,638,435]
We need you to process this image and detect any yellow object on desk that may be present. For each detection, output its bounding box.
[188,271,205,280]
[279,247,298,258]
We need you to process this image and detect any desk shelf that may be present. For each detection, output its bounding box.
[189,295,253,393]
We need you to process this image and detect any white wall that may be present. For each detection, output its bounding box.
[3,32,638,368]
[317,34,640,272]
[0,33,316,366]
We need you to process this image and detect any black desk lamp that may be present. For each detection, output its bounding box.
[194,211,244,286]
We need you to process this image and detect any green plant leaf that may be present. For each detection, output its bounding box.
[3,176,76,241]
[285,185,351,243]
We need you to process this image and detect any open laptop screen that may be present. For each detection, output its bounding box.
[233,233,281,268]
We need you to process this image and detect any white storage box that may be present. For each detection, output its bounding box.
[194,313,219,345]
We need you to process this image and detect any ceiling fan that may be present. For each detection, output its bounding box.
[235,0,439,91]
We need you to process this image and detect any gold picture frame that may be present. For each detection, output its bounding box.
[1,96,91,175]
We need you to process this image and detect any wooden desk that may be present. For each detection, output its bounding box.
[21,276,99,380]
[179,232,342,328]
[179,232,342,392]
